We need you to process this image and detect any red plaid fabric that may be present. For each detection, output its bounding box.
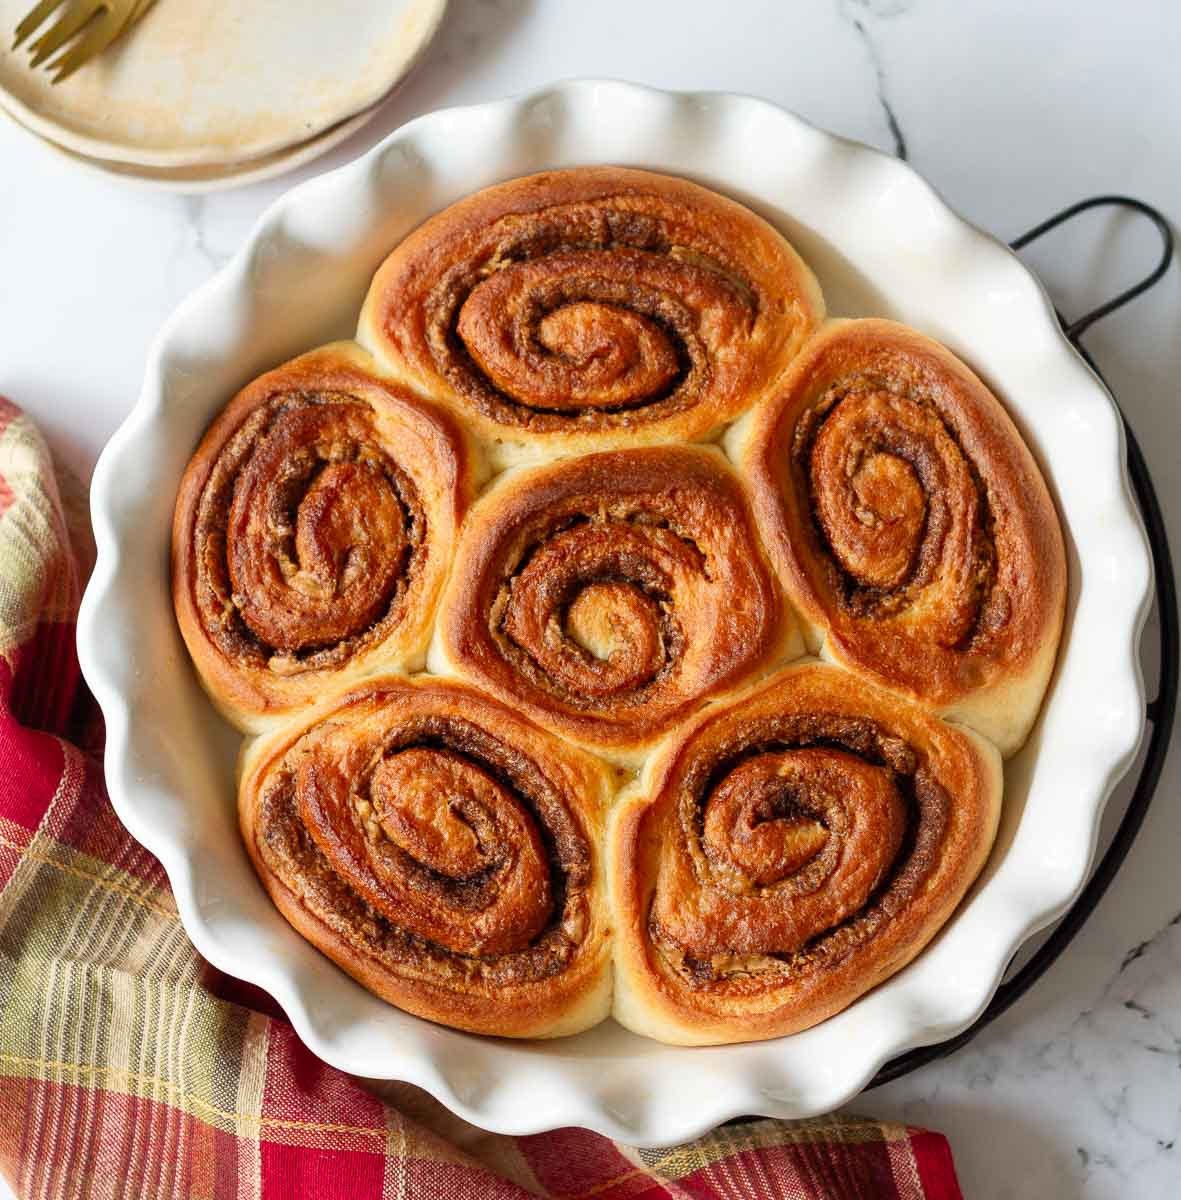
[0,397,964,1198]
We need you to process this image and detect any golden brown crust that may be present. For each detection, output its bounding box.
[167,170,1073,1045]
[731,318,1067,756]
[609,660,1002,1045]
[238,674,614,1038]
[431,445,800,764]
[358,167,825,468]
[172,343,478,732]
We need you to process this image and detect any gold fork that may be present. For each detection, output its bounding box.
[13,0,156,84]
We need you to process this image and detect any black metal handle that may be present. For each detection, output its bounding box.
[1010,195,1174,338]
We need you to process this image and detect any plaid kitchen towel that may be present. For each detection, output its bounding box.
[0,396,964,1199]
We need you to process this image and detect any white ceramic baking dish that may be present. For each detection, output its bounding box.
[77,81,1151,1147]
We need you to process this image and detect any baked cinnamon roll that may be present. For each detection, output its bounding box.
[610,660,1002,1045]
[731,319,1066,756]
[166,168,1073,1048]
[430,445,798,764]
[172,343,477,731]
[358,167,824,468]
[239,675,614,1038]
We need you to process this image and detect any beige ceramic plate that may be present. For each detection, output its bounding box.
[0,0,446,168]
[1,95,382,193]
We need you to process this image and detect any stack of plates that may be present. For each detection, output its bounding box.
[0,0,447,190]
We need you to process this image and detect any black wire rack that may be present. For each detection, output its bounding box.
[869,195,1178,1088]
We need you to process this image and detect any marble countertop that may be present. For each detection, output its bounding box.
[2,1,1179,1196]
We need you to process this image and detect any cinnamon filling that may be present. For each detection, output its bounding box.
[492,511,697,711]
[793,375,1003,650]
[413,198,760,431]
[192,391,427,676]
[255,711,592,985]
[649,712,948,993]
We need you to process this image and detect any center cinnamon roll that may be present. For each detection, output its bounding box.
[430,445,796,763]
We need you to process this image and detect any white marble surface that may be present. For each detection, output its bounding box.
[2,1,1179,1196]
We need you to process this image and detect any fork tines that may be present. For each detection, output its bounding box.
[13,0,149,84]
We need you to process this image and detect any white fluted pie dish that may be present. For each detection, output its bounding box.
[77,81,1151,1147]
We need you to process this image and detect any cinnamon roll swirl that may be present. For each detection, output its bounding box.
[610,660,1002,1045]
[430,445,799,764]
[731,319,1066,756]
[238,675,614,1037]
[358,167,824,468]
[172,344,477,731]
